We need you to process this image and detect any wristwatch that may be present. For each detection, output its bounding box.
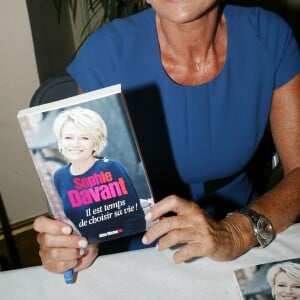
[231,207,275,248]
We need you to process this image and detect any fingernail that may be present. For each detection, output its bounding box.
[142,235,148,245]
[79,248,86,256]
[145,212,152,222]
[62,226,72,235]
[78,239,88,248]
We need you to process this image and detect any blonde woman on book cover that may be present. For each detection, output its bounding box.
[34,0,300,275]
[52,107,146,252]
[266,262,300,300]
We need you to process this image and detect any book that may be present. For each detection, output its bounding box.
[233,257,300,300]
[17,84,156,245]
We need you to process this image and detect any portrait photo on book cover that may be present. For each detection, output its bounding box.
[18,92,155,244]
[234,257,300,300]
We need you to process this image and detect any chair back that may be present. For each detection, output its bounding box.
[30,75,77,107]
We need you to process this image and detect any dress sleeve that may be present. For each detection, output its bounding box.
[67,21,125,93]
[67,35,105,92]
[274,24,300,87]
[256,8,300,88]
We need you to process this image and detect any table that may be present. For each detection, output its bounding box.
[1,223,299,300]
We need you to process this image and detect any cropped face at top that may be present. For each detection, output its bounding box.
[53,107,107,160]
[274,271,300,300]
[150,0,219,24]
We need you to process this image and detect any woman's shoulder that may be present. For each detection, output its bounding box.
[53,164,70,178]
[225,4,291,36]
[96,157,122,166]
[225,4,297,71]
[83,8,155,50]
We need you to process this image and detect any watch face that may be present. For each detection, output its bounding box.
[257,217,274,240]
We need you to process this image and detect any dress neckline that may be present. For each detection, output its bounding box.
[152,6,230,88]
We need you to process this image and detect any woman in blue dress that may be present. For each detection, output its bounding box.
[34,0,300,274]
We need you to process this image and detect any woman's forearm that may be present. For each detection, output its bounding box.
[250,166,300,233]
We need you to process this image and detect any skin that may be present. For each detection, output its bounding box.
[154,0,226,85]
[60,121,98,175]
[33,0,300,272]
[273,271,300,300]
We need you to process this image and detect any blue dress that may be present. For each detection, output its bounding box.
[67,5,300,246]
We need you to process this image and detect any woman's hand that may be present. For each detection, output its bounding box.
[142,195,254,263]
[33,216,99,273]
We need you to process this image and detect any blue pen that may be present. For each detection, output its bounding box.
[64,269,74,284]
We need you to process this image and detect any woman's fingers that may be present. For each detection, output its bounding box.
[40,247,83,273]
[33,215,72,235]
[172,242,206,264]
[143,195,203,245]
[142,195,250,263]
[146,195,197,221]
[33,216,92,273]
[37,231,88,249]
[74,244,99,272]
[40,243,98,273]
[34,216,88,248]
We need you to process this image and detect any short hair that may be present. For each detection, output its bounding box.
[266,262,300,296]
[53,107,107,155]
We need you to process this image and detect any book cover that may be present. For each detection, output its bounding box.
[17,84,156,244]
[234,257,300,300]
